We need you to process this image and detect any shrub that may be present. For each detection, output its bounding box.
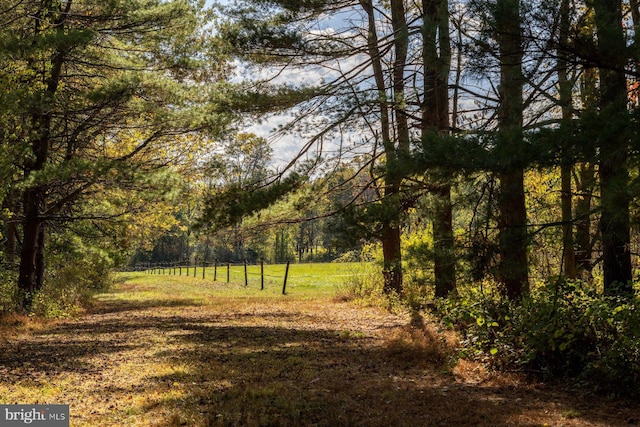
[334,244,385,304]
[437,280,640,397]
[0,269,18,314]
[333,243,408,311]
[31,238,115,317]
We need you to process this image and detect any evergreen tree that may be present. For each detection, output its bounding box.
[0,0,225,310]
[592,0,633,297]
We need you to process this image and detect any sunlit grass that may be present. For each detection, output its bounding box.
[128,262,364,301]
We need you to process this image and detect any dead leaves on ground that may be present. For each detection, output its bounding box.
[0,285,639,426]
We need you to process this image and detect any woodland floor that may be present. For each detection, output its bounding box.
[0,274,639,426]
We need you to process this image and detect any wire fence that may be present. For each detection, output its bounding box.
[128,260,358,294]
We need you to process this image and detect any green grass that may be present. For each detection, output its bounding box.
[139,262,365,298]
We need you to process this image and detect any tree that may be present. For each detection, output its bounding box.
[468,0,529,300]
[358,0,408,294]
[421,0,456,297]
[0,0,224,310]
[591,0,633,296]
[557,0,578,279]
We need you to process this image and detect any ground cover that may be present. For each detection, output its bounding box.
[0,272,638,426]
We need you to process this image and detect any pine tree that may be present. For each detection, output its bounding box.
[0,0,223,310]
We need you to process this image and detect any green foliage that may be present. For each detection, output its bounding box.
[333,244,407,312]
[199,173,305,231]
[334,244,384,303]
[0,270,18,314]
[438,280,640,396]
[31,235,115,318]
[399,229,437,308]
[0,0,229,312]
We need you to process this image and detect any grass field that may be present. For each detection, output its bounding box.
[143,261,367,296]
[1,271,639,426]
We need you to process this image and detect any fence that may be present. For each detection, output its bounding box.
[134,259,294,294]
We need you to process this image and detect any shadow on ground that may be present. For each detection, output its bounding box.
[1,296,638,427]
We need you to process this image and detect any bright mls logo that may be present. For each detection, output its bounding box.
[0,405,69,426]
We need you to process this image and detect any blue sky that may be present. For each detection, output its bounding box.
[201,0,358,169]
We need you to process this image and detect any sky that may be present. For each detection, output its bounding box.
[203,0,359,170]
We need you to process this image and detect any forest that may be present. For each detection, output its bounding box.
[1,0,640,416]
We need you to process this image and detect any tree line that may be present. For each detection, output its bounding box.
[0,0,230,312]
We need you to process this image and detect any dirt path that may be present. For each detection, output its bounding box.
[1,279,638,426]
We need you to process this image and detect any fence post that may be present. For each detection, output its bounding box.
[244,259,248,287]
[214,259,218,282]
[193,259,197,278]
[282,260,290,295]
[261,259,264,290]
[227,262,230,283]
[202,258,206,280]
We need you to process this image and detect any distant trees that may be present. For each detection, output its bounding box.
[213,0,464,295]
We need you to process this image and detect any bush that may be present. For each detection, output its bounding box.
[334,244,385,304]
[31,239,115,317]
[437,280,640,397]
[0,270,18,314]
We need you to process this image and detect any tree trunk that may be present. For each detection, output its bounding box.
[2,191,17,265]
[433,186,455,297]
[573,65,598,281]
[17,0,68,311]
[18,189,43,311]
[36,224,46,290]
[360,0,406,294]
[496,168,529,300]
[381,220,403,294]
[575,163,596,280]
[494,0,529,300]
[592,0,633,297]
[422,0,456,297]
[558,0,577,279]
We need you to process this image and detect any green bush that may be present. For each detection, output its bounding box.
[334,244,385,303]
[333,243,409,311]
[438,280,640,397]
[0,270,18,314]
[31,238,115,317]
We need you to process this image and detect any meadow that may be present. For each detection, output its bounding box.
[142,261,366,296]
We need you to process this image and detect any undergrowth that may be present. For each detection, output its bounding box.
[437,279,640,398]
[1,240,115,318]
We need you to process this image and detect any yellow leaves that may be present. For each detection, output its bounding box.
[525,168,561,224]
